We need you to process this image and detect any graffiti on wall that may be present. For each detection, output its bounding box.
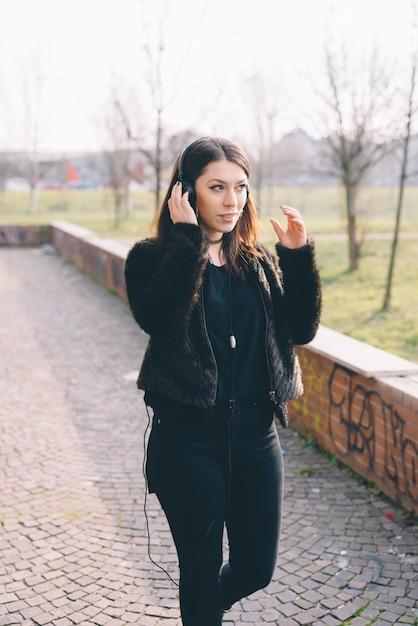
[0,225,51,246]
[328,363,417,504]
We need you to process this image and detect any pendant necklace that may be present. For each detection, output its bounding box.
[209,256,237,350]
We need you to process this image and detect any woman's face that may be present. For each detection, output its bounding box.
[194,159,248,239]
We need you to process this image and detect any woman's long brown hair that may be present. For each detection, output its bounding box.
[153,137,262,277]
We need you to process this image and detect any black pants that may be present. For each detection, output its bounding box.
[146,392,284,626]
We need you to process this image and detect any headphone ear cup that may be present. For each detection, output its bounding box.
[188,185,196,211]
[178,179,196,210]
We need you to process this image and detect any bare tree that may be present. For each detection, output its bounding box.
[100,85,137,229]
[0,153,13,193]
[320,45,393,270]
[138,0,182,211]
[0,47,49,213]
[242,72,283,214]
[383,12,418,309]
[17,57,48,213]
[114,0,202,213]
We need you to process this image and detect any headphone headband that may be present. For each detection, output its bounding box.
[178,136,209,181]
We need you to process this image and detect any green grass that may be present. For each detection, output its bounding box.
[0,188,156,239]
[1,186,417,363]
[2,185,418,237]
[258,185,418,234]
[314,238,418,363]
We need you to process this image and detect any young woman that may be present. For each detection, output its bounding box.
[125,136,321,625]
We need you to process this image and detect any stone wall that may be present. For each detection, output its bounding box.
[4,221,418,514]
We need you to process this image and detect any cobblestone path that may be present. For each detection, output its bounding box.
[0,248,417,626]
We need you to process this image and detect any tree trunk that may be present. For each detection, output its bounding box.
[154,112,163,213]
[383,187,403,309]
[382,58,415,309]
[382,121,409,309]
[345,182,359,270]
[125,185,133,214]
[113,189,123,229]
[28,186,37,215]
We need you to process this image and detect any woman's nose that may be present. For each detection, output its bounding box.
[224,189,237,206]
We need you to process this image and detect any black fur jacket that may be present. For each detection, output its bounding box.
[124,222,321,428]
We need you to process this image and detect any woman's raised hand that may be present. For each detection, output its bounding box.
[270,205,307,249]
[168,181,198,225]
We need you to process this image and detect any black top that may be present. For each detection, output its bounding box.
[207,263,268,399]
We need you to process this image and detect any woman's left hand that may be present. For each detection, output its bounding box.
[270,205,307,249]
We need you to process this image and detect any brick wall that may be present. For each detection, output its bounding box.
[289,329,418,515]
[5,222,418,515]
[50,220,128,302]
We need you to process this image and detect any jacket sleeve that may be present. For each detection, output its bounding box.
[124,223,209,338]
[275,238,322,345]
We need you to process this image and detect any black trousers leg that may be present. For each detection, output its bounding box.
[147,396,283,625]
[219,421,283,610]
[150,406,229,626]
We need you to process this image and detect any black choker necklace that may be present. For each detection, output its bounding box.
[208,235,223,245]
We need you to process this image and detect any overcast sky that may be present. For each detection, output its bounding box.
[0,0,414,153]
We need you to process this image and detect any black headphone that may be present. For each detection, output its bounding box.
[176,137,250,212]
[176,138,203,210]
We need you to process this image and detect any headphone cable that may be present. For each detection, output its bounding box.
[143,403,179,587]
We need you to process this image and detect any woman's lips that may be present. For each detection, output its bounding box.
[220,213,239,222]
